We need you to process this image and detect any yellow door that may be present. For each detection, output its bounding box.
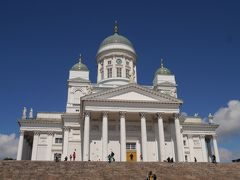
[126,151,137,162]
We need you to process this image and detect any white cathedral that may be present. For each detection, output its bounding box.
[17,23,220,163]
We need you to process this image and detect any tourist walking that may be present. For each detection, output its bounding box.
[73,149,76,161]
[146,171,157,180]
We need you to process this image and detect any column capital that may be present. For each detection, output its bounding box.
[33,131,40,135]
[157,112,164,119]
[102,111,108,118]
[200,134,206,138]
[63,126,70,131]
[212,134,217,138]
[173,113,180,119]
[119,111,126,118]
[19,130,25,136]
[84,111,91,117]
[139,112,145,118]
[47,131,54,136]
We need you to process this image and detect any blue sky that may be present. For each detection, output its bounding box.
[0,0,240,160]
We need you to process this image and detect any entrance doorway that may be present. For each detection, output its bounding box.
[126,142,137,162]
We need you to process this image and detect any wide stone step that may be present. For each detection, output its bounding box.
[0,161,240,180]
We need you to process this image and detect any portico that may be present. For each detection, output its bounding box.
[81,83,183,162]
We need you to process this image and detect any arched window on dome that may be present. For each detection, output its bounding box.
[126,69,130,79]
[117,67,122,77]
[107,68,112,78]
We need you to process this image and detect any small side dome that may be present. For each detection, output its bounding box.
[155,59,172,75]
[71,55,89,71]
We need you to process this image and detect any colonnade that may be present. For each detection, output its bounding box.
[82,111,183,162]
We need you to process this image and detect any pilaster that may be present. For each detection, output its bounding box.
[47,131,54,160]
[200,135,208,162]
[102,111,108,161]
[212,135,220,162]
[83,111,90,161]
[63,126,70,160]
[188,134,195,162]
[17,130,24,160]
[120,111,126,161]
[31,131,40,160]
[157,113,165,162]
[140,112,147,162]
[174,113,184,162]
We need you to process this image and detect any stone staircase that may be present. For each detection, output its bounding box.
[0,161,240,180]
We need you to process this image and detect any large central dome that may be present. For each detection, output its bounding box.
[99,33,134,49]
[97,22,136,55]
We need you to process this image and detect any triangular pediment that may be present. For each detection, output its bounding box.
[82,83,182,104]
[109,91,158,101]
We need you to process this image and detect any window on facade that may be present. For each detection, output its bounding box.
[55,138,63,144]
[126,69,130,78]
[183,140,186,146]
[107,68,112,78]
[126,143,136,150]
[108,60,111,65]
[117,67,122,77]
[185,155,188,162]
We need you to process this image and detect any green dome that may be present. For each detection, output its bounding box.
[71,56,89,71]
[99,33,134,49]
[155,60,172,75]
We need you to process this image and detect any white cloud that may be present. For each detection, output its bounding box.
[219,147,233,162]
[0,133,19,159]
[213,100,240,138]
[219,147,240,162]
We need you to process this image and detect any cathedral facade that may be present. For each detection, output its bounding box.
[17,23,220,162]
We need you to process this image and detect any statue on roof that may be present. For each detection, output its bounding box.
[29,108,33,118]
[22,107,27,119]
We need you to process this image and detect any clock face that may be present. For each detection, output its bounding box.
[116,59,122,65]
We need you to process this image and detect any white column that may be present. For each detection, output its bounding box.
[17,131,24,160]
[157,113,165,162]
[120,112,126,162]
[140,112,147,162]
[47,132,54,160]
[31,131,39,160]
[212,135,220,162]
[174,114,184,162]
[200,135,208,162]
[188,135,195,162]
[63,127,70,160]
[83,111,90,161]
[206,138,212,162]
[102,112,108,161]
